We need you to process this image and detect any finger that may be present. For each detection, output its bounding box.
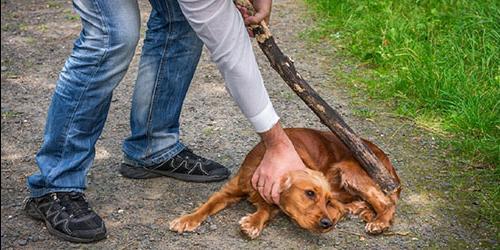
[237,6,251,21]
[257,181,270,203]
[241,7,250,18]
[241,7,249,16]
[251,171,259,190]
[257,177,266,190]
[262,181,273,203]
[271,181,281,205]
[256,176,269,203]
[244,12,266,26]
[258,185,269,203]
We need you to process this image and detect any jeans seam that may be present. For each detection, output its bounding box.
[123,141,185,167]
[58,0,110,168]
[145,4,174,157]
[150,142,184,164]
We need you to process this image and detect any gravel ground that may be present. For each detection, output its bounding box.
[1,0,497,249]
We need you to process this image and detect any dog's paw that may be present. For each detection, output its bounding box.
[239,214,262,239]
[169,214,202,233]
[365,219,390,235]
[359,209,376,223]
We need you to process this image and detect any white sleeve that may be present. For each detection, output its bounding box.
[177,0,279,133]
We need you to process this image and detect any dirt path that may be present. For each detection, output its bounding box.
[1,0,496,249]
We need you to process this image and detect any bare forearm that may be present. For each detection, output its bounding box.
[259,122,291,148]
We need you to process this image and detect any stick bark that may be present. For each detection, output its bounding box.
[234,0,400,194]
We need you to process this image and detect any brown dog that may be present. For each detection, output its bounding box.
[169,128,400,238]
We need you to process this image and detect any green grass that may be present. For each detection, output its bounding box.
[304,0,499,227]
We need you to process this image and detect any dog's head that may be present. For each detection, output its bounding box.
[279,169,345,233]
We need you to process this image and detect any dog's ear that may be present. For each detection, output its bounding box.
[280,173,292,193]
[330,199,347,215]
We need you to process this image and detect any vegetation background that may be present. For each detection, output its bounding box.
[305,0,499,228]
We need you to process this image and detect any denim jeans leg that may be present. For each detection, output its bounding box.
[28,0,140,197]
[122,0,203,167]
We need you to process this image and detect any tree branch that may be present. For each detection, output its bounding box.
[233,0,400,194]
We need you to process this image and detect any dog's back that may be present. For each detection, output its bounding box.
[236,128,400,195]
[283,128,400,186]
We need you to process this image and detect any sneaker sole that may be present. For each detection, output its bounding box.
[119,163,229,182]
[23,199,107,243]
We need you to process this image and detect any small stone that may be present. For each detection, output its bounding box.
[17,239,28,246]
[1,66,7,71]
[141,239,150,246]
[197,226,207,234]
[117,209,124,214]
[209,224,217,231]
[315,239,327,246]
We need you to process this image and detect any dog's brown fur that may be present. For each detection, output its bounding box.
[170,128,401,238]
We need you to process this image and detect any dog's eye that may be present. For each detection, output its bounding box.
[305,190,316,199]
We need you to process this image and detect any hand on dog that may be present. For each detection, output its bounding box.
[254,122,306,204]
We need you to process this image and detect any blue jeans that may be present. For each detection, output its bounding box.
[28,0,203,197]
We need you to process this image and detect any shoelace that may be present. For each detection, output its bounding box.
[179,148,207,163]
[176,151,204,171]
[52,192,92,218]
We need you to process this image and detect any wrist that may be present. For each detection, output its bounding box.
[258,121,292,149]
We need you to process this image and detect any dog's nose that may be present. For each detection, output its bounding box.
[319,218,333,229]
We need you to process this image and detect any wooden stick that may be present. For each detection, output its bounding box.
[233,0,400,194]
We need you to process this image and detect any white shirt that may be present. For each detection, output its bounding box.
[178,0,279,132]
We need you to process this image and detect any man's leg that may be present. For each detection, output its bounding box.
[25,0,140,242]
[121,0,229,182]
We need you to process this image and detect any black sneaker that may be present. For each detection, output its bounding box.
[23,192,107,243]
[120,147,230,182]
